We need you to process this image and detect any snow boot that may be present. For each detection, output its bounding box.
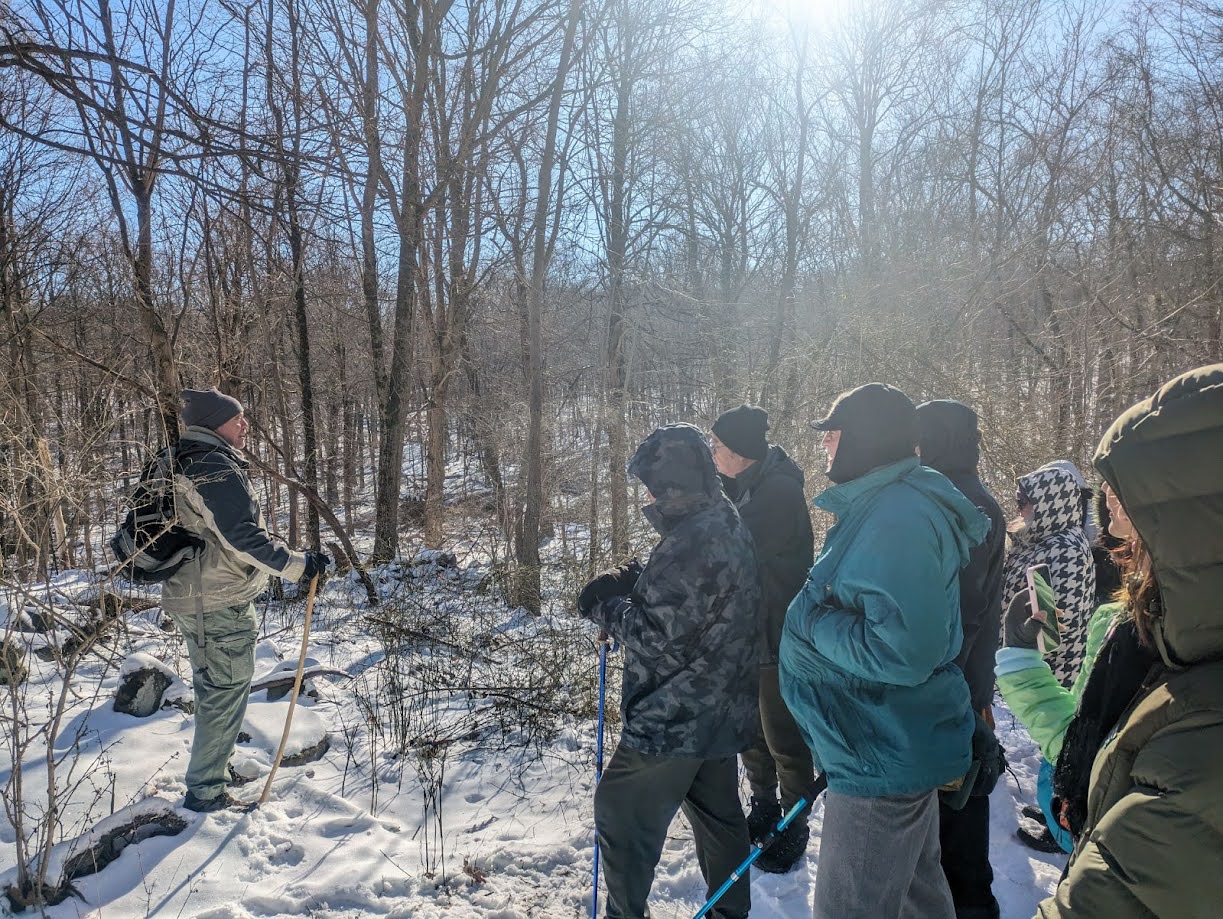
[1020,804,1044,822]
[183,790,254,813]
[746,795,782,846]
[1015,824,1063,853]
[754,819,809,874]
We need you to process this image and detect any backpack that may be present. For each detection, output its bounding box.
[110,444,204,583]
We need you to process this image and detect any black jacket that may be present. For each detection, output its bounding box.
[917,401,1007,711]
[722,445,814,661]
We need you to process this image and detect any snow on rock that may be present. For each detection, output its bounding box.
[241,697,329,764]
[114,652,190,716]
[20,797,188,901]
[119,652,179,681]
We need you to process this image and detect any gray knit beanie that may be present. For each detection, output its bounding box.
[181,387,243,431]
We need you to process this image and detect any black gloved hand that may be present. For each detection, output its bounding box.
[1003,584,1061,652]
[302,550,332,581]
[578,558,643,615]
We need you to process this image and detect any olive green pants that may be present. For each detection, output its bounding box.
[169,602,257,802]
[740,664,816,816]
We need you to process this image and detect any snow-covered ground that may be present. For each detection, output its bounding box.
[2,559,1063,919]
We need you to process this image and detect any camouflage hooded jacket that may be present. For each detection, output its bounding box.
[585,424,763,759]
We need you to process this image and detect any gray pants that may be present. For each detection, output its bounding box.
[594,746,750,919]
[168,602,257,802]
[815,789,954,919]
[741,665,816,815]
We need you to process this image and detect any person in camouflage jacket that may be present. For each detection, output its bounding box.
[580,423,762,919]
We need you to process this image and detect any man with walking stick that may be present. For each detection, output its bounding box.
[578,424,761,919]
[161,388,330,813]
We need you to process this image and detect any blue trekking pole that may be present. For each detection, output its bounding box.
[592,631,615,919]
[691,773,829,919]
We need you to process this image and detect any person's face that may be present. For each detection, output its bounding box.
[215,411,249,450]
[1103,482,1134,540]
[820,430,841,472]
[709,435,754,478]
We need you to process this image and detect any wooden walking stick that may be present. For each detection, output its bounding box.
[259,574,319,805]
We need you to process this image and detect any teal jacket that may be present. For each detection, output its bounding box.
[995,602,1122,764]
[779,457,988,797]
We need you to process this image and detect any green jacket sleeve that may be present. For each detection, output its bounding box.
[996,603,1124,762]
[1036,717,1223,919]
[996,648,1076,762]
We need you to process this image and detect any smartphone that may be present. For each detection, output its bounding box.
[1025,565,1048,622]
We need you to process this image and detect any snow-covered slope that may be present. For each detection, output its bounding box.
[1,564,1062,919]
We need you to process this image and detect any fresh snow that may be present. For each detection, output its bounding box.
[2,560,1064,919]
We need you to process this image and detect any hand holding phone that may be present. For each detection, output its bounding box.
[1003,564,1062,653]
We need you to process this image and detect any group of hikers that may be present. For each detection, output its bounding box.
[578,365,1223,919]
[145,367,1220,917]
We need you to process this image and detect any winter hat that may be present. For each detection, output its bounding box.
[712,405,769,461]
[811,383,917,484]
[181,387,243,431]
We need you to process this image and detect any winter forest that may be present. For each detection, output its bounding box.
[1,0,1221,915]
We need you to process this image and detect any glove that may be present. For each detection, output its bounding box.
[1003,579,1061,653]
[578,558,643,615]
[941,711,1007,810]
[302,551,332,581]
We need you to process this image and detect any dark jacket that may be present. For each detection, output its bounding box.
[779,457,987,796]
[1040,364,1223,918]
[162,427,305,615]
[722,445,814,661]
[584,424,762,759]
[917,401,1007,712]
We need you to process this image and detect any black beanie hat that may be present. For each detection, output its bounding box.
[712,405,769,462]
[181,387,244,431]
[811,383,917,483]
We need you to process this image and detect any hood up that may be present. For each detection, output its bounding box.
[916,400,981,478]
[1093,363,1223,666]
[628,424,722,531]
[1015,464,1083,543]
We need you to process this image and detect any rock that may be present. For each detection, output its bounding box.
[1,637,28,687]
[114,653,182,717]
[239,700,329,767]
[282,733,329,767]
[57,799,186,899]
[251,661,349,701]
[19,604,54,633]
[114,667,172,717]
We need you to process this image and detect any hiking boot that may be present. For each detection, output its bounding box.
[183,790,254,813]
[1021,804,1045,822]
[746,795,782,845]
[1015,824,1064,853]
[754,819,809,874]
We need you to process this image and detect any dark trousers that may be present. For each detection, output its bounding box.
[740,664,816,815]
[938,793,1000,919]
[594,745,750,919]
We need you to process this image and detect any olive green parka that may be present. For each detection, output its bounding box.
[1038,364,1223,918]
